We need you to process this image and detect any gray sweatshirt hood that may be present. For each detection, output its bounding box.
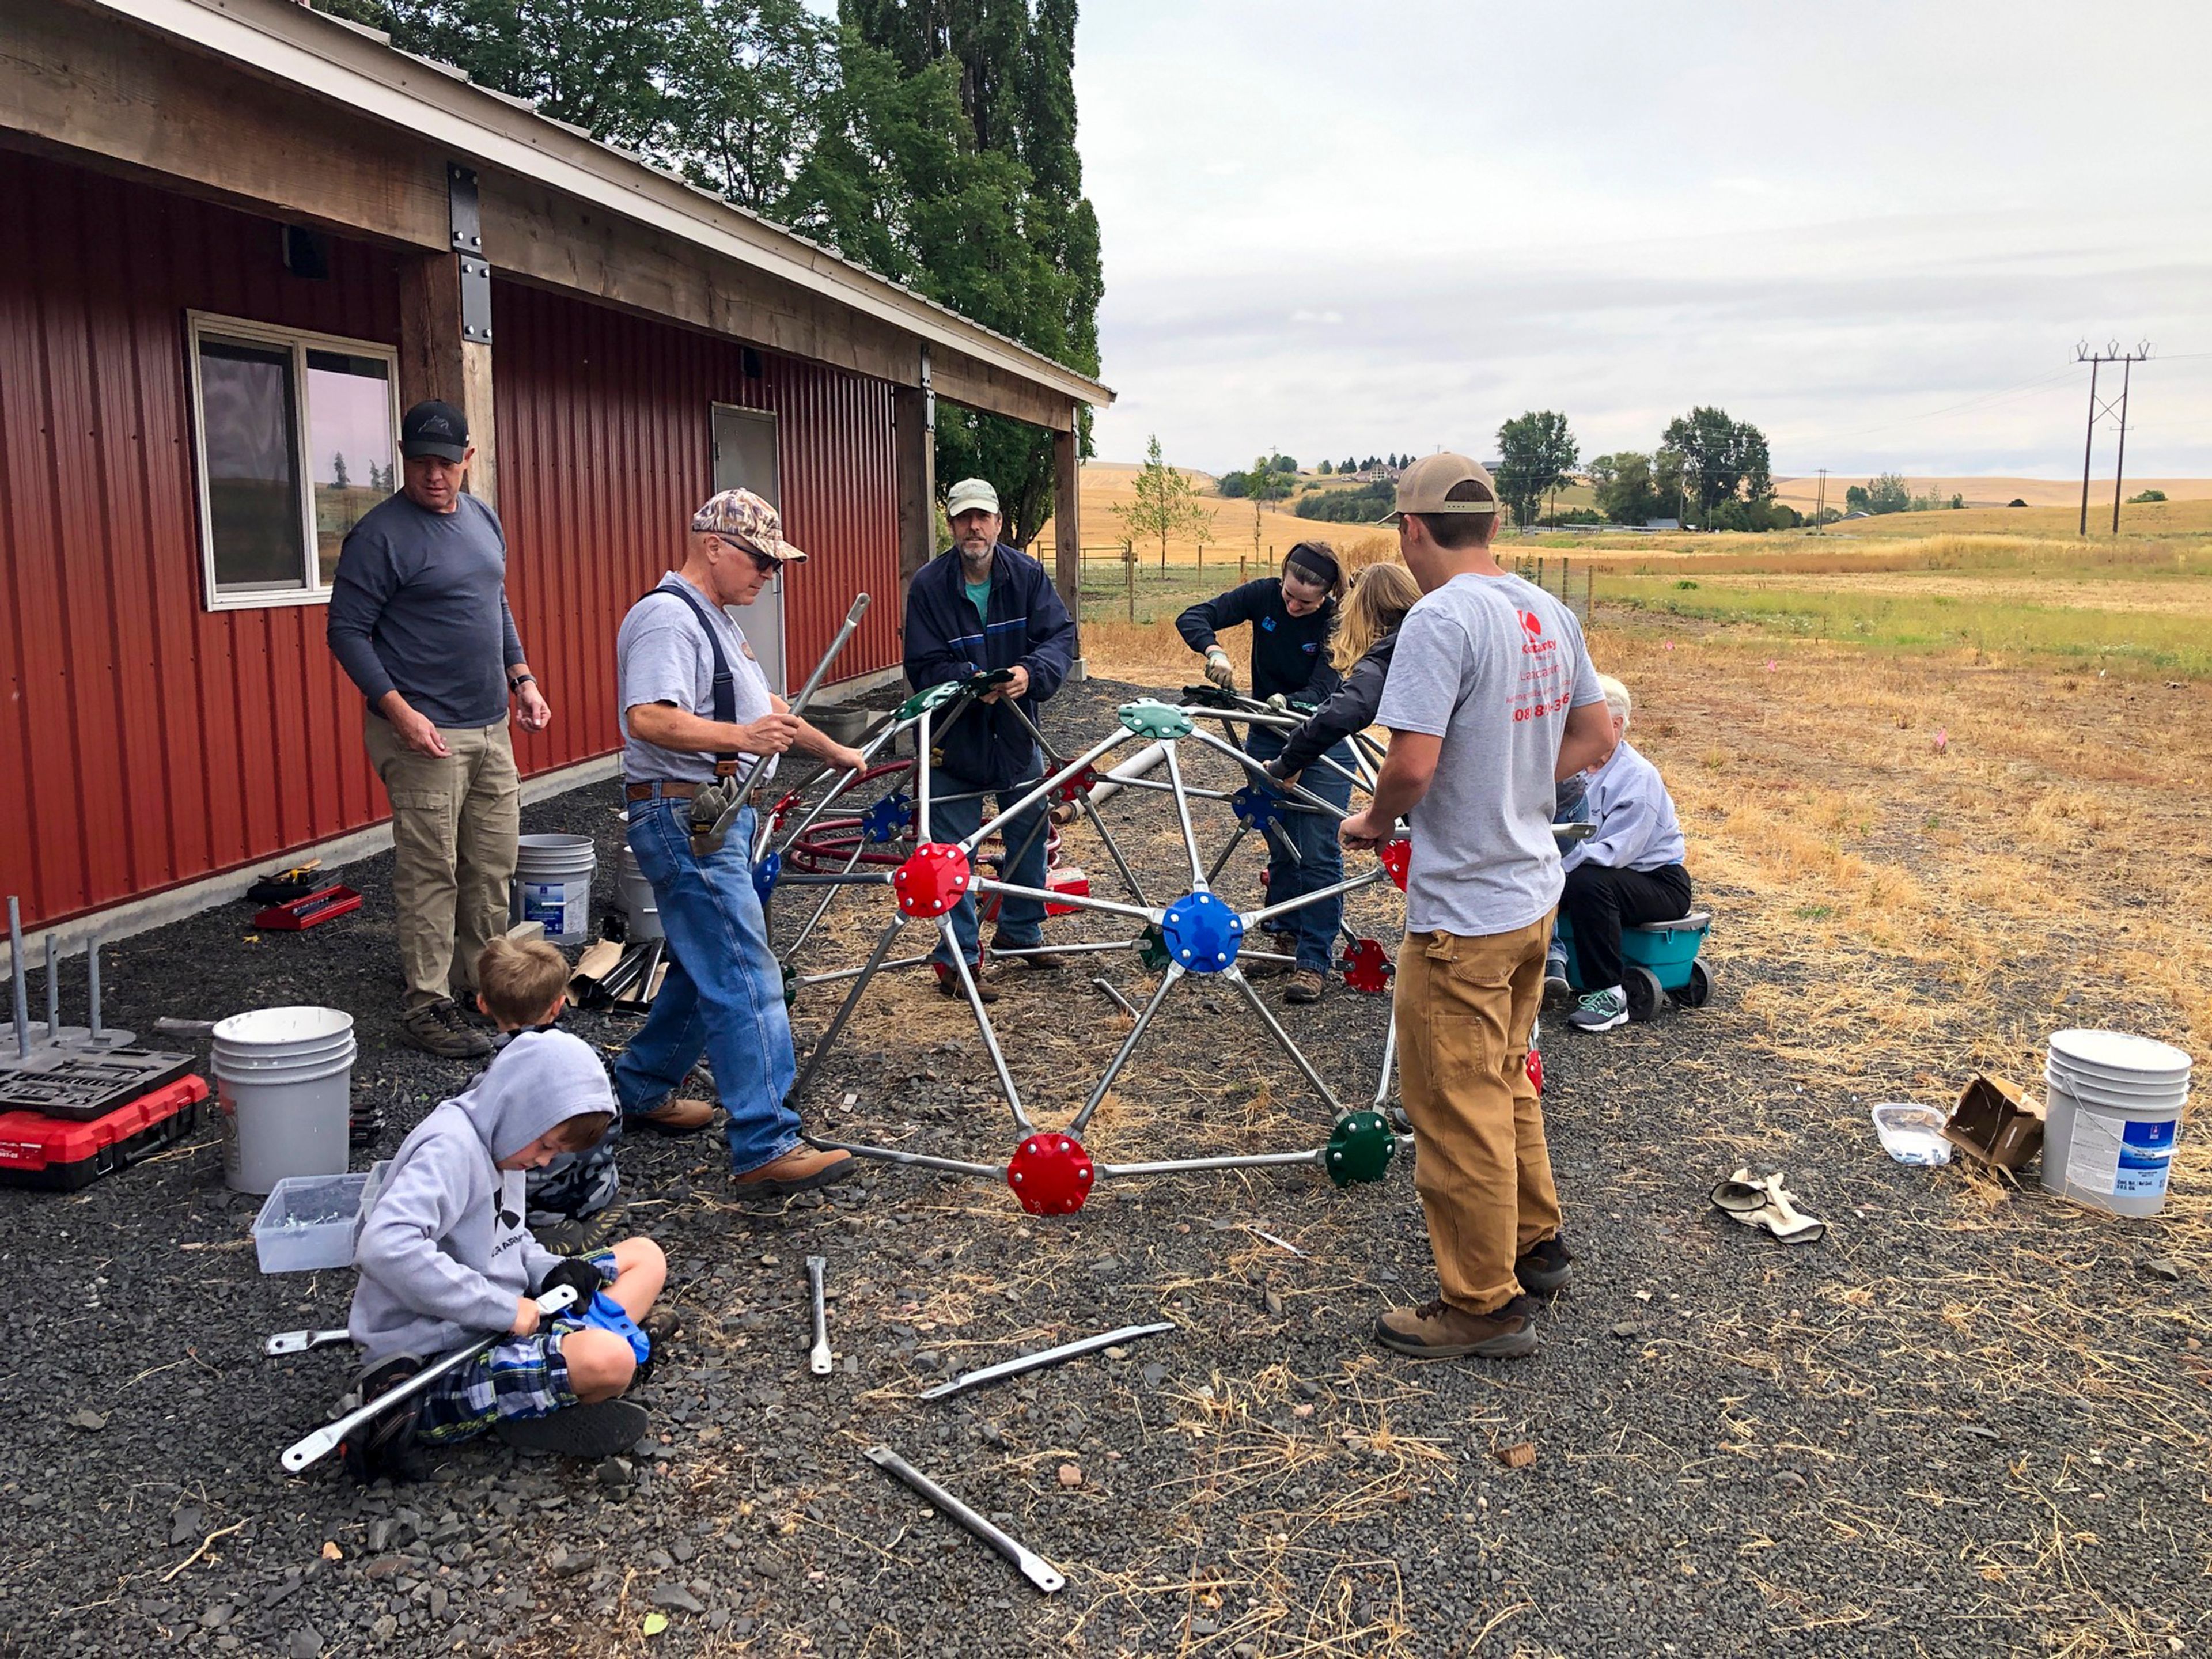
[456,1029,616,1161]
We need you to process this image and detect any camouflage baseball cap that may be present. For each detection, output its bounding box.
[691,488,808,563]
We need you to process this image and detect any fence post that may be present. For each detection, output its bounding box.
[1124,544,1135,623]
[1238,554,1248,584]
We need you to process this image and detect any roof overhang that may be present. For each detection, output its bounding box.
[31,0,1111,414]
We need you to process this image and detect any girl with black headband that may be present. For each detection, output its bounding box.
[1174,543,1353,1003]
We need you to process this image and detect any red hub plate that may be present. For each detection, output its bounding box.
[893,843,972,919]
[1380,836,1411,893]
[1006,1132,1095,1214]
[1342,938,1392,994]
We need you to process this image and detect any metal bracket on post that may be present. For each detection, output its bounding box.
[449,164,491,345]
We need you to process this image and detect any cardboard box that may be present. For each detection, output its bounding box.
[1942,1073,2045,1171]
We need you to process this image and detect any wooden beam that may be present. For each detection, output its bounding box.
[1054,424,1082,665]
[0,1,446,249]
[893,382,935,600]
[482,176,922,393]
[935,350,1077,431]
[396,251,497,511]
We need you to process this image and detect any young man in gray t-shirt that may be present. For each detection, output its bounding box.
[1340,454,1613,1360]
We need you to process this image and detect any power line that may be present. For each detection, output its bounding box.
[2075,339,2150,535]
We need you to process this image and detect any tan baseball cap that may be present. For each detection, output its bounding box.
[944,477,1001,517]
[1379,453,1501,524]
[692,488,808,563]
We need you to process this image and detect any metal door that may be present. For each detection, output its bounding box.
[711,403,785,692]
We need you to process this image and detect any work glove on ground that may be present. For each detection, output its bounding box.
[536,1256,611,1312]
[1203,649,1237,692]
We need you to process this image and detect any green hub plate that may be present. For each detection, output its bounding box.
[1136,923,1171,972]
[1324,1110,1396,1187]
[895,680,966,723]
[1118,699,1193,741]
[781,963,799,1005]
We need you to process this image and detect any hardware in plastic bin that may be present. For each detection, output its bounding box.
[253,1171,371,1274]
[0,1077,207,1191]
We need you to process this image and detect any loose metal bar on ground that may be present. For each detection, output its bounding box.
[916,1320,1176,1402]
[805,1255,832,1376]
[281,1285,581,1472]
[862,1446,1065,1594]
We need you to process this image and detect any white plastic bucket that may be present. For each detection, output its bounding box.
[512,834,597,946]
[212,1006,357,1196]
[616,845,662,942]
[2039,1028,2190,1218]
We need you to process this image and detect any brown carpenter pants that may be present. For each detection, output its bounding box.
[363,716,520,1009]
[1393,915,1562,1315]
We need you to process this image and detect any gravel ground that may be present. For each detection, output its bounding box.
[0,669,2203,1658]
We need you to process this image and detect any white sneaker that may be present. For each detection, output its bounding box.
[1569,986,1629,1032]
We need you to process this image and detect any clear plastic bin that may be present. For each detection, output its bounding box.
[252,1171,368,1274]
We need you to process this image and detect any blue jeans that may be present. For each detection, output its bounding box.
[1243,725,1354,973]
[928,766,1048,967]
[613,801,801,1176]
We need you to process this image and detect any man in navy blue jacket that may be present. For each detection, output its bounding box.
[903,478,1078,999]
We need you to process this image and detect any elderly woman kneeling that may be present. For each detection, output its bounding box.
[1553,675,1692,1033]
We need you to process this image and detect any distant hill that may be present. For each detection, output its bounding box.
[1774,476,2212,511]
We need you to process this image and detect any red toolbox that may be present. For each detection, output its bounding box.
[0,1075,207,1191]
[252,884,362,930]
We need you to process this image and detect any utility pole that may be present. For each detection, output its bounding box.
[2076,340,2150,536]
[1815,467,1827,527]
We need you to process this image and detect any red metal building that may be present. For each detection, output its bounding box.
[0,0,1107,939]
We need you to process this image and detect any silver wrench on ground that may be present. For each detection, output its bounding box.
[264,1328,353,1357]
[805,1255,832,1376]
[862,1446,1065,1593]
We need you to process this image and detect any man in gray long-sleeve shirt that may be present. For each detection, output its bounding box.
[328,400,553,1059]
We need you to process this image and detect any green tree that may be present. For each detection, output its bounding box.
[1661,407,1771,520]
[840,0,1104,551]
[331,452,351,489]
[1864,474,1911,514]
[1589,452,1658,525]
[1495,411,1578,528]
[1113,435,1208,563]
[1316,459,1332,475]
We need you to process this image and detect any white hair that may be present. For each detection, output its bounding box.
[1596,673,1632,727]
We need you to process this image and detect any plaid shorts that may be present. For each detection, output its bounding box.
[414,1250,616,1445]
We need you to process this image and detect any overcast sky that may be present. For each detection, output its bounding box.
[1073,1,2212,480]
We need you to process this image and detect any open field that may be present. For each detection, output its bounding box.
[1773,475,2212,512]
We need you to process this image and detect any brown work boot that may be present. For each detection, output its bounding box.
[1243,931,1297,978]
[398,998,493,1060]
[1285,968,1327,1005]
[1373,1295,1540,1359]
[733,1145,858,1196]
[625,1097,715,1137]
[934,962,999,1005]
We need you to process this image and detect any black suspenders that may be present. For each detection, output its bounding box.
[649,581,743,777]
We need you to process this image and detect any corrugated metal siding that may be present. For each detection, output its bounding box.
[0,151,396,930]
[1,154,902,931]
[493,280,900,778]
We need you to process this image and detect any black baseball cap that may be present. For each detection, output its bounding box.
[400,400,469,462]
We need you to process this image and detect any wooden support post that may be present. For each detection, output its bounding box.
[1054,422,1082,670]
[895,383,935,616]
[397,252,497,510]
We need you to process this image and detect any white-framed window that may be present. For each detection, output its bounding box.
[185,312,400,611]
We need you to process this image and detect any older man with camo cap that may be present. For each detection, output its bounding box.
[612,489,867,1194]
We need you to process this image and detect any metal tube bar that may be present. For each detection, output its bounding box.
[1184,726,1342,818]
[916,1321,1176,1402]
[1091,976,1138,1017]
[1243,868,1385,930]
[1091,772,1233,802]
[43,934,58,1040]
[283,1285,582,1471]
[1205,823,1250,885]
[988,938,1142,960]
[939,919,1033,1133]
[1372,1017,1397,1111]
[807,1137,1006,1180]
[1071,790,1155,910]
[961,729,1134,855]
[1179,706,1309,729]
[1069,962,1184,1134]
[783,838,867,961]
[969,881,1156,926]
[1226,967,1346,1114]
[786,915,909,1105]
[795,952,935,987]
[772,725,904,854]
[861,1447,1065,1595]
[7,897,26,1060]
[806,1255,832,1376]
[1097,1150,1325,1177]
[776,872,895,887]
[1158,743,1209,890]
[86,937,102,1040]
[1078,740,1166,809]
[914,706,934,843]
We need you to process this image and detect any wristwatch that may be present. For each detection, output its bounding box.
[509,673,535,692]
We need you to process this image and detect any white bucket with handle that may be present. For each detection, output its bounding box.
[213,1006,357,1196]
[2038,1028,2191,1218]
[511,834,597,946]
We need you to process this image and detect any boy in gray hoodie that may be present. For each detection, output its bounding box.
[344,1029,669,1480]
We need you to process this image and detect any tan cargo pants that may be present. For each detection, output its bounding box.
[1393,915,1562,1315]
[363,717,520,1009]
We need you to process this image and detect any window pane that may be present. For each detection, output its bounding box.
[199,338,305,592]
[306,352,394,584]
